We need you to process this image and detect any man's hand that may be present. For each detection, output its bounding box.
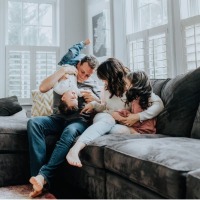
[81,103,94,114]
[121,113,140,126]
[80,90,100,103]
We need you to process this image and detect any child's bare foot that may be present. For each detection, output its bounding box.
[66,149,82,167]
[29,175,45,192]
[84,38,90,45]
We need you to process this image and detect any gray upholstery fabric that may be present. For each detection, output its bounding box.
[0,110,28,134]
[80,133,166,168]
[191,103,200,139]
[0,154,30,187]
[151,79,170,97]
[0,96,22,116]
[106,172,164,199]
[156,67,200,137]
[187,169,200,199]
[104,137,200,199]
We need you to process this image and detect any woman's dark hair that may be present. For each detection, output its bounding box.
[126,71,152,110]
[97,58,127,98]
[58,99,78,115]
[80,55,99,69]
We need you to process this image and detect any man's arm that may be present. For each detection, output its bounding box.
[39,66,77,93]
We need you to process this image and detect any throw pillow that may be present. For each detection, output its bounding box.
[0,96,22,116]
[31,89,53,116]
[156,67,200,137]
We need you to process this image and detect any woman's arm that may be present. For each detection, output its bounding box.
[139,93,164,121]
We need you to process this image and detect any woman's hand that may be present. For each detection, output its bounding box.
[112,111,125,122]
[81,103,94,114]
[80,90,100,103]
[121,113,140,126]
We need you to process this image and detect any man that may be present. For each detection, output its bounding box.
[27,40,100,198]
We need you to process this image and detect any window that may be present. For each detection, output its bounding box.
[6,0,59,104]
[180,0,200,71]
[125,0,168,79]
[6,47,58,104]
[7,0,56,46]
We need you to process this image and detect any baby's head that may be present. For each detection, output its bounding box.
[58,90,79,114]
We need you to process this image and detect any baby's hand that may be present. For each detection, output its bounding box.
[117,109,131,117]
[63,66,78,75]
[84,39,90,45]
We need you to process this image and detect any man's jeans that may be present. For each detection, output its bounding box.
[27,115,88,187]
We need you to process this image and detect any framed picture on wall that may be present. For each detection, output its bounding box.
[92,11,107,57]
[88,0,112,61]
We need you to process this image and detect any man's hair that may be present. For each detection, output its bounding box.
[58,99,78,115]
[80,55,99,69]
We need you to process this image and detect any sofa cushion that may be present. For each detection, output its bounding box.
[0,96,22,116]
[0,110,29,152]
[106,171,163,199]
[156,67,200,137]
[104,137,200,199]
[187,168,200,199]
[151,79,170,97]
[80,133,166,168]
[31,89,53,116]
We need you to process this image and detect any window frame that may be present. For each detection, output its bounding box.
[6,45,59,104]
[5,0,58,46]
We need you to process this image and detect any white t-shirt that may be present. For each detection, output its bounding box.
[53,74,79,95]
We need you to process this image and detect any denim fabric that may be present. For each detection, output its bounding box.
[58,41,85,66]
[27,115,88,187]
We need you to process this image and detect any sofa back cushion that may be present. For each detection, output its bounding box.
[0,96,22,116]
[156,67,200,137]
[151,79,170,98]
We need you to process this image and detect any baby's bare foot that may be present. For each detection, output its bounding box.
[66,149,82,167]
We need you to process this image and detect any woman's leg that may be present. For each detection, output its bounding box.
[66,113,115,167]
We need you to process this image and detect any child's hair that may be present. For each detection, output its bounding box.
[58,99,78,115]
[80,55,99,70]
[97,58,127,98]
[126,71,152,110]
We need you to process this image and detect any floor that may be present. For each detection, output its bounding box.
[0,184,57,199]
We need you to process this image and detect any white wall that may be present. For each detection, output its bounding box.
[0,0,6,98]
[85,0,127,65]
[59,0,87,58]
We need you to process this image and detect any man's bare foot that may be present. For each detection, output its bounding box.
[29,175,45,192]
[66,149,82,167]
[29,190,43,198]
[84,38,90,46]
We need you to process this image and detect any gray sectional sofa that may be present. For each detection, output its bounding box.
[1,67,200,199]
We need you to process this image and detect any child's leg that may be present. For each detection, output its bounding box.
[58,41,86,66]
[66,113,115,167]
